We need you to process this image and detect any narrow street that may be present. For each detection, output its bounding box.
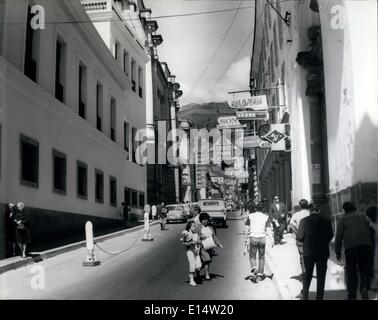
[1,214,280,300]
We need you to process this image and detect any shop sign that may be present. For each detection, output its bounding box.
[227,93,268,110]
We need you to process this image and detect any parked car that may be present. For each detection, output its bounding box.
[198,199,227,227]
[166,204,188,223]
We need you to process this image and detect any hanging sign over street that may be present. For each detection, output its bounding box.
[216,116,245,129]
[236,110,269,121]
[227,93,268,110]
[261,124,290,151]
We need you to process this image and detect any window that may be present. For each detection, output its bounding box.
[20,135,39,188]
[96,82,103,131]
[52,149,66,194]
[139,192,145,208]
[132,127,137,163]
[77,161,88,199]
[113,40,120,61]
[79,63,87,119]
[124,187,130,207]
[95,169,104,203]
[55,37,66,103]
[131,190,138,207]
[123,50,129,75]
[138,66,143,98]
[24,6,38,82]
[131,59,136,92]
[110,97,116,142]
[110,176,117,207]
[124,121,130,155]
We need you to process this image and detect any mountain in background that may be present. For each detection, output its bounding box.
[178,101,235,129]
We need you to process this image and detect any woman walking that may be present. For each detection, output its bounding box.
[14,202,31,258]
[181,221,202,286]
[196,212,223,280]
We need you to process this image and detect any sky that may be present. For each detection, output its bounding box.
[144,0,255,106]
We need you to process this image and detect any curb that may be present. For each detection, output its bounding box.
[0,257,34,275]
[0,221,160,274]
[265,248,295,300]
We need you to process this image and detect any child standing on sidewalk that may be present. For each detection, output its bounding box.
[181,221,202,286]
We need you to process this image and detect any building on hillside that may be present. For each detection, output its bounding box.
[250,0,377,222]
[0,0,148,258]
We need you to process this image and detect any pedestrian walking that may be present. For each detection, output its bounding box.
[192,205,202,227]
[296,203,333,300]
[335,201,374,300]
[152,204,157,220]
[6,203,17,257]
[14,202,31,258]
[269,196,287,245]
[180,221,202,286]
[196,212,223,281]
[289,199,311,280]
[159,202,167,230]
[244,202,272,282]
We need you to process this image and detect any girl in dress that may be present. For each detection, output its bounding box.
[181,221,202,286]
[197,212,223,280]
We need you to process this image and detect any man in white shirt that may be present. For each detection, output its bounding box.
[245,202,272,281]
[151,205,157,220]
[289,199,310,279]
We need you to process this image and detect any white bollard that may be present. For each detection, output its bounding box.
[142,204,154,241]
[83,221,101,266]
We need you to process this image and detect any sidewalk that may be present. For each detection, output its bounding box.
[265,232,348,300]
[0,220,158,275]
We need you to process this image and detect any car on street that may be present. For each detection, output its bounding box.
[166,204,188,223]
[198,199,227,227]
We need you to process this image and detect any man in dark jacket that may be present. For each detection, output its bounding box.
[269,196,287,244]
[335,202,373,300]
[297,204,333,300]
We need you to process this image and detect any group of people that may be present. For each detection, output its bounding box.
[289,199,377,300]
[119,202,168,230]
[180,205,223,286]
[6,202,30,258]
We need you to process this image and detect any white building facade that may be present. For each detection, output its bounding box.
[0,0,148,258]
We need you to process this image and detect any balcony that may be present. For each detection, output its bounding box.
[81,0,110,12]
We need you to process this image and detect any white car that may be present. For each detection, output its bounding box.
[166,204,188,223]
[198,199,227,227]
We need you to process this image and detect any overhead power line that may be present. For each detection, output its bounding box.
[0,0,296,25]
[185,0,246,99]
[201,3,267,101]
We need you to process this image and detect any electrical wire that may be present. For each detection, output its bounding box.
[0,4,255,25]
[201,3,267,101]
[0,0,296,25]
[185,0,245,99]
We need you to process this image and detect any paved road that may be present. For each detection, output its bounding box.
[0,214,280,300]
